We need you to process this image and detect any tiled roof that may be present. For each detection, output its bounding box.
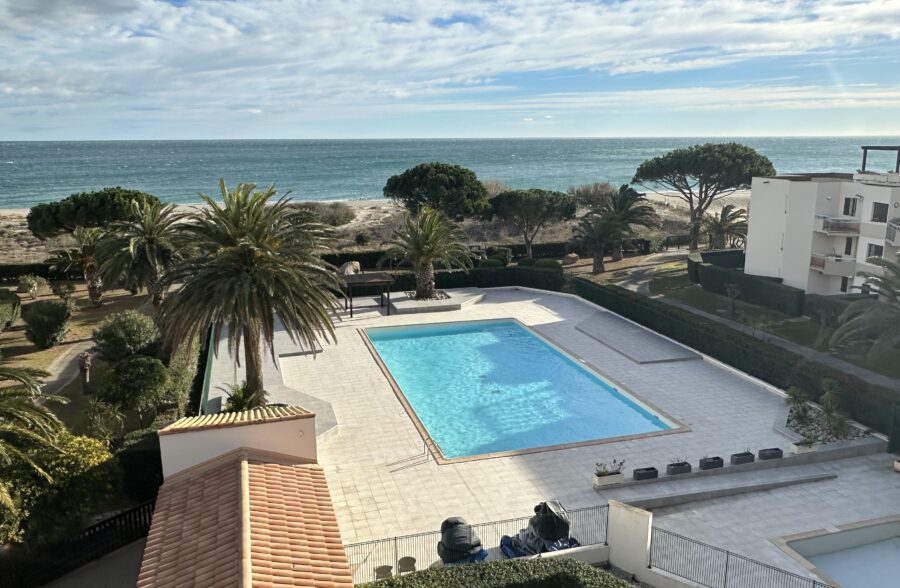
[137,449,353,588]
[159,406,313,435]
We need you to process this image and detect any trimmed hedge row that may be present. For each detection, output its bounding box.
[348,267,566,298]
[361,557,631,588]
[686,249,746,281]
[804,293,878,326]
[0,263,82,281]
[695,263,805,316]
[572,278,899,434]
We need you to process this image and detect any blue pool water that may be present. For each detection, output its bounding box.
[366,320,670,459]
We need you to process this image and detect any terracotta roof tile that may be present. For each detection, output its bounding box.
[137,449,352,588]
[159,406,313,436]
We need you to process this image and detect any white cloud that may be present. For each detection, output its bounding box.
[0,0,899,136]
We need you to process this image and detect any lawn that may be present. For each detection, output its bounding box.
[648,261,900,380]
[0,283,148,373]
[564,253,656,283]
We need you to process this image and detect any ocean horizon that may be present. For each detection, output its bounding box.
[3,136,899,209]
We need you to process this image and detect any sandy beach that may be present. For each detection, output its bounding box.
[0,191,750,264]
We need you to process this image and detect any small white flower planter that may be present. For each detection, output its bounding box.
[893,459,900,473]
[592,472,625,489]
[790,442,817,455]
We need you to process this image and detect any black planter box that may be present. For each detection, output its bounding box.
[730,451,755,465]
[758,447,784,460]
[666,462,692,475]
[633,467,658,480]
[699,456,724,470]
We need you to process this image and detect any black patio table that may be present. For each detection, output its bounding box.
[342,272,395,317]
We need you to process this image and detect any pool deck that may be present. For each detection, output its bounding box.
[206,287,900,581]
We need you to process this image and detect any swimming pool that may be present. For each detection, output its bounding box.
[365,319,673,460]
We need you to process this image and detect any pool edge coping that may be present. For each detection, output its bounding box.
[357,317,689,465]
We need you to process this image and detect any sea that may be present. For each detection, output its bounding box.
[2,137,899,209]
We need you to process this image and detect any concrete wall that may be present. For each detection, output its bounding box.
[780,184,817,292]
[159,416,317,478]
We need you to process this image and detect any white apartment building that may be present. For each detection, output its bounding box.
[745,146,900,295]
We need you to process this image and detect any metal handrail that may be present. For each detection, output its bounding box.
[650,527,831,588]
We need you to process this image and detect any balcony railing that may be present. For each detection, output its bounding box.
[809,253,856,276]
[887,219,900,246]
[814,215,860,234]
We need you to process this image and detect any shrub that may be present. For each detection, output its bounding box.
[163,339,200,416]
[1,433,118,546]
[294,201,356,226]
[116,428,163,502]
[355,232,371,246]
[0,289,21,330]
[101,355,170,425]
[17,274,47,299]
[21,300,72,349]
[486,246,512,265]
[92,310,161,361]
[517,257,537,267]
[478,258,504,269]
[534,258,563,271]
[362,557,631,588]
[26,187,159,238]
[50,281,76,302]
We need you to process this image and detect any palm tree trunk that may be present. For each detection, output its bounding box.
[243,325,265,398]
[415,262,437,299]
[85,269,103,307]
[147,272,165,308]
[592,248,606,274]
[611,242,624,262]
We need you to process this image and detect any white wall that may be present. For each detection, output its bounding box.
[745,178,789,279]
[159,416,317,478]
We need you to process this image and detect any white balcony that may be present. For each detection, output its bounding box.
[854,171,900,186]
[810,253,857,276]
[814,215,860,235]
[887,219,900,247]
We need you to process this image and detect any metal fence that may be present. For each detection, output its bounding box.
[344,504,608,584]
[1,499,157,588]
[650,527,831,588]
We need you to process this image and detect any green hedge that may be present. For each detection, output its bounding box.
[0,263,82,281]
[695,263,805,316]
[361,558,631,588]
[572,278,899,433]
[348,267,565,297]
[804,293,878,326]
[0,289,21,330]
[115,429,163,502]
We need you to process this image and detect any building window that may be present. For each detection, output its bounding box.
[844,237,853,255]
[866,243,884,259]
[843,197,858,216]
[840,277,849,293]
[871,202,889,223]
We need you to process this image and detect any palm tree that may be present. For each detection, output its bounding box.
[379,207,473,300]
[47,226,104,306]
[96,200,186,307]
[573,214,627,274]
[704,204,748,249]
[829,256,900,362]
[0,367,64,511]
[84,398,125,442]
[158,180,341,397]
[604,185,660,261]
[220,382,267,412]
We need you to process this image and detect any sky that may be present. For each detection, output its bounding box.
[2,0,900,140]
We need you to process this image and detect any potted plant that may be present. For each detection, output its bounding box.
[593,458,625,489]
[758,447,783,461]
[666,456,692,475]
[633,466,658,481]
[699,455,724,470]
[790,435,819,455]
[730,449,755,465]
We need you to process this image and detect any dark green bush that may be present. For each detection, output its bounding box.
[486,246,512,265]
[0,289,21,330]
[804,293,877,326]
[572,278,898,433]
[362,557,631,588]
[517,257,537,267]
[479,258,504,269]
[101,355,170,425]
[21,300,72,349]
[293,201,356,226]
[533,258,563,271]
[695,263,805,316]
[27,187,159,239]
[116,429,163,502]
[92,310,161,361]
[355,232,371,246]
